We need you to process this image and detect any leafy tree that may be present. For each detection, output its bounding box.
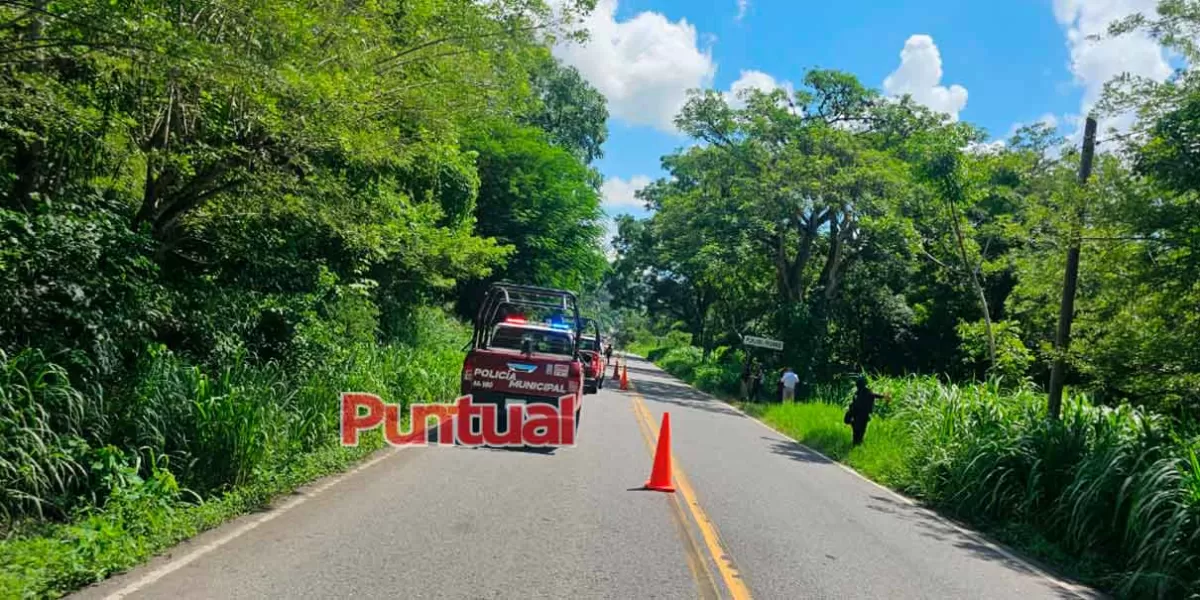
[457,120,606,316]
[606,214,653,311]
[525,58,609,164]
[0,0,610,375]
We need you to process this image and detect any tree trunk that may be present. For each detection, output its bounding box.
[946,180,996,368]
[1048,117,1097,419]
[696,287,713,360]
[8,1,51,209]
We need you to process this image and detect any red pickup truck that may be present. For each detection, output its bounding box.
[460,283,585,436]
[578,318,605,393]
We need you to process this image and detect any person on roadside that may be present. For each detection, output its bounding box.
[604,343,613,365]
[750,362,763,402]
[847,376,886,446]
[780,367,799,403]
[741,359,753,400]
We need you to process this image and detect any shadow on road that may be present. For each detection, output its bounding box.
[862,495,1100,599]
[623,364,664,377]
[762,435,1097,599]
[421,418,564,455]
[633,378,747,418]
[482,445,559,456]
[763,437,837,465]
[623,358,1099,600]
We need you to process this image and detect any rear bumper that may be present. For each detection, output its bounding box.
[461,391,579,433]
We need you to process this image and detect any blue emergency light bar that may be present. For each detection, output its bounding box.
[546,314,572,331]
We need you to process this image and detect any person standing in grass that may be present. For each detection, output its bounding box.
[750,362,763,402]
[780,367,799,403]
[741,359,753,400]
[848,376,886,446]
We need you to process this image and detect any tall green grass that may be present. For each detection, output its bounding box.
[758,378,1200,598]
[646,342,1200,598]
[0,350,105,520]
[0,309,469,597]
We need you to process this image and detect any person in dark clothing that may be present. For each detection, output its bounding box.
[749,362,763,402]
[604,344,613,365]
[848,377,885,446]
[740,360,753,400]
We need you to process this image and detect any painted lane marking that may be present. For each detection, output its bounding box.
[628,394,721,600]
[630,388,753,600]
[103,448,405,600]
[630,357,1099,600]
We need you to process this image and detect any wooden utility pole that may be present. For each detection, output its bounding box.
[1048,117,1097,419]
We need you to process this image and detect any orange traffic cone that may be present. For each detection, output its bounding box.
[620,363,629,390]
[612,360,620,380]
[643,412,675,492]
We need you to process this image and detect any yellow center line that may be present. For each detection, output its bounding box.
[629,383,754,600]
[629,390,720,600]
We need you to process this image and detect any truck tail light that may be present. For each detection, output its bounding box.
[568,362,581,393]
[462,356,474,382]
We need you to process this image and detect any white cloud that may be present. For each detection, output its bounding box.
[723,70,794,109]
[1003,112,1061,139]
[553,0,716,132]
[736,0,749,22]
[601,175,652,213]
[882,35,969,121]
[965,140,1007,155]
[974,113,1064,154]
[1036,112,1060,130]
[1052,0,1172,138]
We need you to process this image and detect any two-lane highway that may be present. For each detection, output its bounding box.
[75,355,1099,599]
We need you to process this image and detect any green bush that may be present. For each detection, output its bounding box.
[692,362,742,396]
[659,346,703,380]
[901,388,1199,597]
[0,198,166,378]
[956,320,1035,385]
[632,330,693,362]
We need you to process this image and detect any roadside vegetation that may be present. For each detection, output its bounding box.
[637,338,1200,597]
[1,1,610,597]
[4,0,1200,598]
[611,3,1200,597]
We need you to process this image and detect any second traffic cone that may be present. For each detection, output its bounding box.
[643,412,675,492]
[620,363,629,390]
[612,360,620,380]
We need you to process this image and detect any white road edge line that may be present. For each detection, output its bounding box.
[629,356,1100,600]
[736,412,1098,599]
[103,447,404,600]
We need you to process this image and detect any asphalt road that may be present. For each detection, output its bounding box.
[75,355,1100,600]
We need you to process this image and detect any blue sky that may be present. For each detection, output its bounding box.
[548,0,1175,238]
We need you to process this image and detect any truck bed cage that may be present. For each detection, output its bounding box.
[580,318,601,339]
[470,282,582,353]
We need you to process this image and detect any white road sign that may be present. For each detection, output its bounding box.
[743,335,784,351]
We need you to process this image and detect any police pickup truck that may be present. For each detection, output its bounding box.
[460,283,585,434]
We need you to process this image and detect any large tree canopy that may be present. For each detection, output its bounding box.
[614,61,1200,419]
[0,0,611,370]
